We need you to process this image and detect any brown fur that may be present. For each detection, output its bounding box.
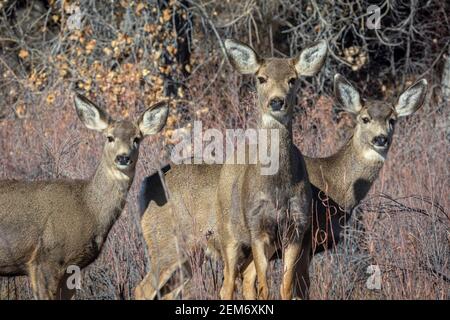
[241,74,428,299]
[135,39,327,300]
[135,163,222,299]
[216,121,311,300]
[0,95,168,299]
[216,39,327,300]
[137,75,427,300]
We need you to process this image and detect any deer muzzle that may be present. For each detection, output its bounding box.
[115,154,132,167]
[269,98,285,112]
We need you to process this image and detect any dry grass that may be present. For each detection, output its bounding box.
[304,101,449,299]
[1,70,448,300]
[0,0,448,300]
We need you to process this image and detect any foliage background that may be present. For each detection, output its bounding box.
[0,0,448,299]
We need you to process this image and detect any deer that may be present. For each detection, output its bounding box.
[216,39,327,300]
[0,94,169,299]
[134,39,328,300]
[240,74,429,299]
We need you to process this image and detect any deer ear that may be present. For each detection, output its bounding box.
[334,74,362,115]
[395,79,428,117]
[294,40,327,76]
[139,102,169,136]
[224,39,261,74]
[74,94,111,132]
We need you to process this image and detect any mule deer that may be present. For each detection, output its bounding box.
[241,74,428,299]
[216,39,327,300]
[135,163,223,300]
[0,94,168,299]
[134,39,327,300]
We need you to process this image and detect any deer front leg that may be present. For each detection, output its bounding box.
[294,249,311,300]
[242,243,277,300]
[135,259,187,300]
[134,272,157,300]
[242,261,257,300]
[29,263,44,299]
[219,240,239,300]
[251,237,271,300]
[294,230,312,300]
[280,241,301,300]
[29,262,63,300]
[57,271,77,300]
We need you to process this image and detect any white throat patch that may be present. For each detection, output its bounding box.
[262,113,287,128]
[262,114,278,127]
[107,167,131,181]
[363,148,386,162]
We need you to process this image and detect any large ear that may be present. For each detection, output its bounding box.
[74,93,111,132]
[224,39,261,74]
[138,101,169,136]
[294,40,327,76]
[334,74,362,115]
[395,79,428,117]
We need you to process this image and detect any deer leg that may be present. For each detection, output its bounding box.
[134,272,157,300]
[161,278,189,300]
[28,263,42,299]
[242,262,257,300]
[242,243,276,300]
[280,241,301,300]
[56,272,76,300]
[135,259,188,300]
[294,235,312,300]
[251,238,270,300]
[136,275,188,300]
[294,250,311,300]
[28,263,62,300]
[219,241,239,300]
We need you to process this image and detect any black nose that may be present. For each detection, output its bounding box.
[115,154,131,166]
[269,98,285,111]
[372,135,388,147]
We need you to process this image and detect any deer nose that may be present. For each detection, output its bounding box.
[115,154,131,166]
[269,98,285,111]
[372,135,388,147]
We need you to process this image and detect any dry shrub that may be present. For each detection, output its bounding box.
[0,85,166,299]
[0,0,449,300]
[303,97,449,300]
[1,60,448,300]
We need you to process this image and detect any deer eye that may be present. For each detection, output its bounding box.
[257,76,267,84]
[362,117,370,124]
[133,137,140,146]
[288,78,297,87]
[389,118,396,126]
[107,136,115,143]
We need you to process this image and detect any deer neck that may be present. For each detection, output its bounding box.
[329,136,385,210]
[258,112,296,183]
[86,158,134,235]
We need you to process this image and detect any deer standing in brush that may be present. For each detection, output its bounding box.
[134,39,327,300]
[241,74,428,299]
[0,94,168,299]
[216,39,327,300]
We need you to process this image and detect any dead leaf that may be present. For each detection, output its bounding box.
[18,49,29,59]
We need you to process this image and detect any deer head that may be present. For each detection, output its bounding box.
[74,94,169,177]
[224,39,327,126]
[334,74,428,161]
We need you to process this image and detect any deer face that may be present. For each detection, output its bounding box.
[224,39,327,124]
[334,74,428,161]
[102,121,145,172]
[74,94,169,174]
